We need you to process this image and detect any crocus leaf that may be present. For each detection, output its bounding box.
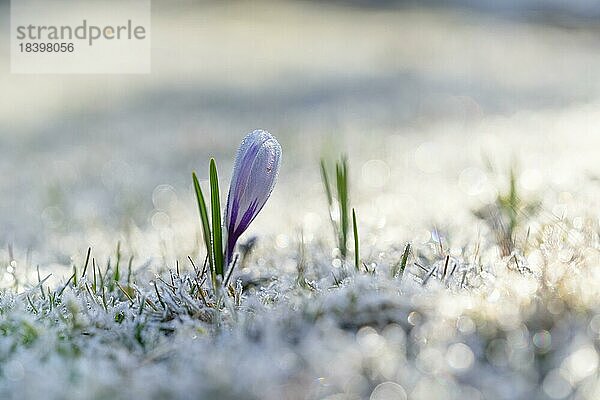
[192,172,216,286]
[209,159,224,277]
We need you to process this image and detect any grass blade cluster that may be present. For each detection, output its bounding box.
[321,155,358,268]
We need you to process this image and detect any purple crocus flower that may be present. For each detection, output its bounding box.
[224,130,282,266]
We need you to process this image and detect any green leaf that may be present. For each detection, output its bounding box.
[192,171,216,285]
[321,158,340,253]
[392,243,411,278]
[336,156,349,258]
[113,241,121,283]
[352,208,359,270]
[320,159,333,206]
[209,159,224,277]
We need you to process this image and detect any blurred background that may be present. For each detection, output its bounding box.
[1,0,599,272]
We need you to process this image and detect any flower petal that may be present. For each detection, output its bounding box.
[224,130,282,264]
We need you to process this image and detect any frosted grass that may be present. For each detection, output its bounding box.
[1,134,600,398]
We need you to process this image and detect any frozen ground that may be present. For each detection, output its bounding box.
[1,1,600,399]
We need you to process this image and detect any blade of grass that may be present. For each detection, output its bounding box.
[98,262,104,293]
[460,270,468,288]
[113,241,121,283]
[507,166,518,234]
[442,255,450,280]
[209,159,224,277]
[192,172,216,287]
[26,295,38,314]
[336,156,349,258]
[57,272,75,297]
[352,208,359,271]
[47,288,54,310]
[105,258,113,292]
[116,282,134,305]
[81,247,91,279]
[101,285,107,311]
[37,265,45,299]
[28,271,51,300]
[92,258,97,293]
[223,254,239,288]
[127,255,134,286]
[320,159,333,206]
[393,243,411,278]
[153,281,165,309]
[321,158,340,253]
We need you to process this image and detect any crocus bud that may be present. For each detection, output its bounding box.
[224,130,282,266]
